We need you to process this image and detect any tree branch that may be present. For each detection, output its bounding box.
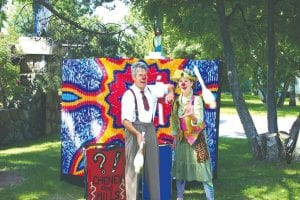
[35,0,132,36]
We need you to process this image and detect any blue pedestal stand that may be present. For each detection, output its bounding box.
[143,144,172,200]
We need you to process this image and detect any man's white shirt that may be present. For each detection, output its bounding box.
[121,84,168,123]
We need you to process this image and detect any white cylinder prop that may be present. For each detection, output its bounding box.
[134,132,145,174]
[155,75,165,125]
[193,65,216,109]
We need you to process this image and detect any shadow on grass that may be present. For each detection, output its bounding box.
[1,135,299,199]
[0,134,85,200]
[214,137,300,200]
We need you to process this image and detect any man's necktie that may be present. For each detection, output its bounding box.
[141,90,150,111]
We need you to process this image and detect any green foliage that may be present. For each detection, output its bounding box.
[131,0,220,55]
[0,10,7,29]
[3,0,299,106]
[0,33,24,109]
[120,6,158,57]
[131,0,300,96]
[1,1,140,109]
[227,0,300,95]
[11,2,34,36]
[8,1,134,58]
[172,41,203,59]
[0,0,8,28]
[46,15,123,58]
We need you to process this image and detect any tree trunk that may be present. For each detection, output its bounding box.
[266,0,278,133]
[285,114,300,163]
[277,79,290,107]
[216,0,262,159]
[0,79,8,109]
[257,88,266,104]
[289,79,296,106]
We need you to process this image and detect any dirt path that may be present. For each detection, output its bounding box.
[219,114,297,138]
[0,171,23,188]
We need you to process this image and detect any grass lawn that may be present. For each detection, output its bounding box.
[1,134,299,200]
[220,92,300,117]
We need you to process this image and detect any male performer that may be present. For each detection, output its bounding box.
[121,61,174,200]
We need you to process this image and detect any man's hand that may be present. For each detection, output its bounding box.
[165,83,175,104]
[165,92,174,104]
[137,132,145,146]
[172,137,177,149]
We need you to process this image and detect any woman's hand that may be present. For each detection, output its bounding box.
[177,129,183,142]
[181,105,194,117]
[190,114,198,124]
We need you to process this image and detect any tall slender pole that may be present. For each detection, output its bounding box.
[153,16,162,53]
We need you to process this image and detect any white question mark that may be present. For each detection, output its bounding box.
[94,152,106,174]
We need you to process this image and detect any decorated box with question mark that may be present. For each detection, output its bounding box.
[84,144,126,200]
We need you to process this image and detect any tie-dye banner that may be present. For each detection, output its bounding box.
[61,58,220,177]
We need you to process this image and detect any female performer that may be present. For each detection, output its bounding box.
[171,69,214,200]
